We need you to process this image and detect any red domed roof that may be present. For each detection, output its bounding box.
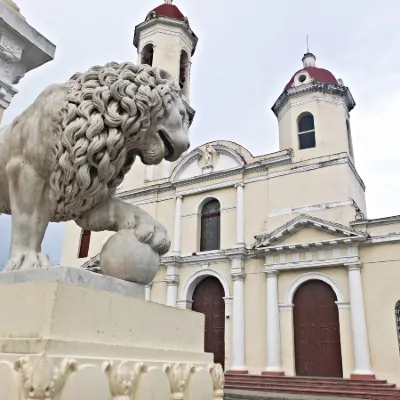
[152,4,185,19]
[285,66,338,90]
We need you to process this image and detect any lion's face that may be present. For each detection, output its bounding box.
[138,94,190,165]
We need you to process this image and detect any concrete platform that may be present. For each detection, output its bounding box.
[0,266,145,299]
[225,389,364,400]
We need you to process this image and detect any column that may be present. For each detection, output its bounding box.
[229,257,247,373]
[173,196,183,255]
[144,284,152,301]
[145,165,154,181]
[235,184,245,246]
[263,269,284,376]
[166,266,179,307]
[347,263,375,379]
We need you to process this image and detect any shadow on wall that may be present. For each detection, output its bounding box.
[0,215,65,271]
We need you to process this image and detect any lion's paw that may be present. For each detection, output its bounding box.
[4,251,51,271]
[128,217,171,256]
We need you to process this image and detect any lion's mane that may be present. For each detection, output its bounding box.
[49,62,180,221]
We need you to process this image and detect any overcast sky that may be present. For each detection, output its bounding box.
[1,0,400,268]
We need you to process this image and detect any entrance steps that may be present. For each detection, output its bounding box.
[224,374,400,400]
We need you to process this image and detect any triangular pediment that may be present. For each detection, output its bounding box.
[254,214,367,250]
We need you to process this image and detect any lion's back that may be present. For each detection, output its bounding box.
[9,83,69,177]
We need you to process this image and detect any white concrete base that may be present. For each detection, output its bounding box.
[0,276,224,399]
[0,266,146,299]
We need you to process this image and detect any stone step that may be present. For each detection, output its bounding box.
[224,383,400,400]
[225,389,366,400]
[225,374,390,385]
[225,379,397,392]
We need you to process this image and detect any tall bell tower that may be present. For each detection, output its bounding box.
[272,53,356,163]
[133,0,197,124]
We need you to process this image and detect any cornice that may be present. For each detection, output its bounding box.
[351,215,400,227]
[133,18,198,53]
[365,234,400,245]
[80,232,400,272]
[267,256,361,272]
[116,150,292,201]
[254,213,368,249]
[272,82,356,117]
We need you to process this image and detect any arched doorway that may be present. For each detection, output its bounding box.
[293,280,343,378]
[192,277,225,368]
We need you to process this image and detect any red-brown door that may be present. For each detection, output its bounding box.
[192,277,225,369]
[293,280,343,378]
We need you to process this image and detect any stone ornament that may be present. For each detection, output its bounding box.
[100,231,160,284]
[208,364,224,400]
[14,353,77,400]
[0,61,190,283]
[102,361,147,399]
[0,354,220,399]
[164,363,195,399]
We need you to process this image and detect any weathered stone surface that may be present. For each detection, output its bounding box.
[0,61,189,279]
[0,266,145,298]
[100,231,160,285]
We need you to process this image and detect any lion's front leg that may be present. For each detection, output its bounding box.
[4,157,52,271]
[75,198,171,255]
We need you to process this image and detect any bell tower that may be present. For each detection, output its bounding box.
[133,0,198,122]
[272,53,356,163]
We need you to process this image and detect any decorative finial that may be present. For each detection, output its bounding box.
[306,34,309,53]
[164,0,173,4]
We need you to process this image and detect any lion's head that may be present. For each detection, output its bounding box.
[50,62,191,221]
[133,69,190,165]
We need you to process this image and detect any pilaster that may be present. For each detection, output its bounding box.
[165,265,180,308]
[173,195,183,256]
[228,255,247,374]
[144,283,152,301]
[346,262,375,379]
[235,183,245,247]
[263,267,284,376]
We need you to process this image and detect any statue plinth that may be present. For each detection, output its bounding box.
[0,269,223,399]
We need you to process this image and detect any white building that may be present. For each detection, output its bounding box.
[61,1,400,392]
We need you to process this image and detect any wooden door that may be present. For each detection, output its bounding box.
[293,280,343,378]
[192,277,225,368]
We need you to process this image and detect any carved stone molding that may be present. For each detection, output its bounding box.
[102,361,147,399]
[14,353,77,400]
[208,364,224,400]
[164,363,195,399]
[0,34,23,61]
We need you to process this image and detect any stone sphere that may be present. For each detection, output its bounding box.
[100,230,160,285]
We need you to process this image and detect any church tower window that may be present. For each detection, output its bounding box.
[346,119,354,160]
[298,113,316,150]
[396,301,400,353]
[200,199,221,252]
[78,230,91,258]
[141,44,154,66]
[179,50,189,97]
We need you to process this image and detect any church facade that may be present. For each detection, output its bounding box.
[61,2,400,384]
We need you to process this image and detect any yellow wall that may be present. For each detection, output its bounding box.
[360,243,400,384]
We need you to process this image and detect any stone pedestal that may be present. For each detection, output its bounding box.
[0,268,224,399]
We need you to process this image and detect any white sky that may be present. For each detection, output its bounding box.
[1,0,400,267]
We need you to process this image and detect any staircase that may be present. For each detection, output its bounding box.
[224,374,400,400]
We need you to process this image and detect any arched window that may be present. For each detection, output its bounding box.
[78,230,91,258]
[396,301,400,353]
[179,51,189,97]
[298,113,316,150]
[346,120,354,159]
[141,44,154,66]
[200,199,221,252]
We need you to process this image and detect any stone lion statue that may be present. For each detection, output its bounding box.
[0,62,189,271]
